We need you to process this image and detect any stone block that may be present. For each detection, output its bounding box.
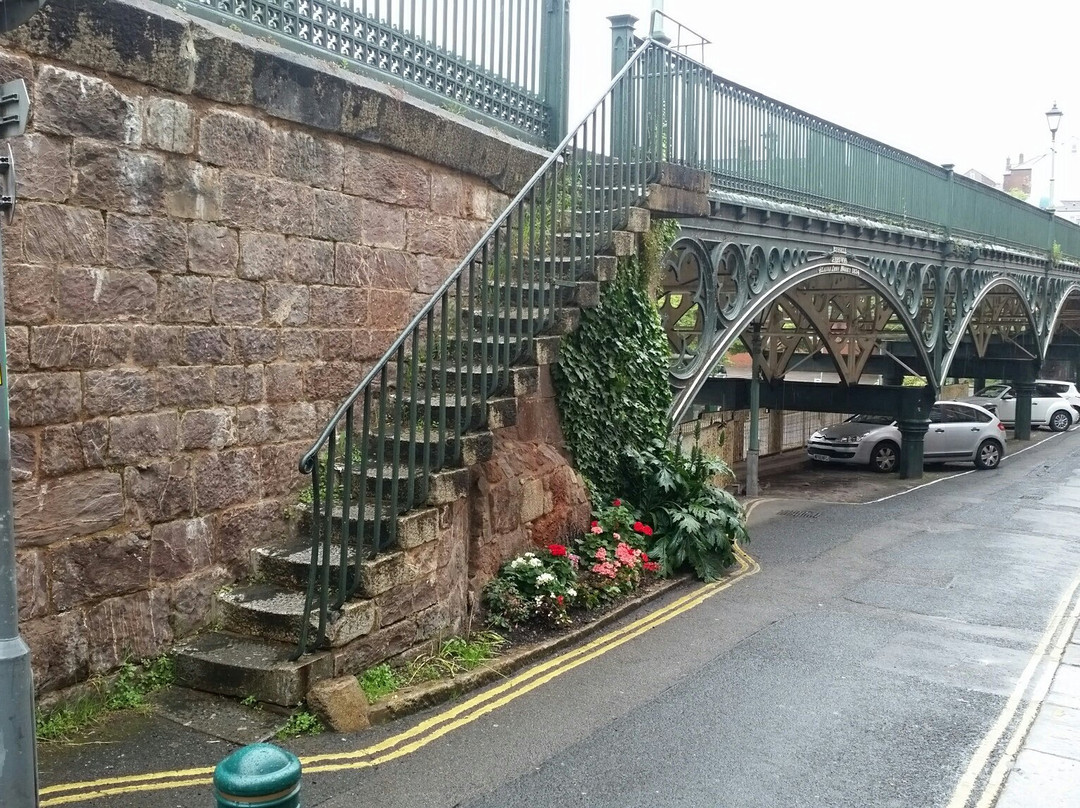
[58,268,156,323]
[404,209,461,259]
[155,366,215,409]
[214,364,264,405]
[72,140,165,215]
[35,65,139,143]
[10,429,36,481]
[220,172,314,237]
[415,254,455,294]
[199,110,272,171]
[30,324,132,370]
[307,676,370,732]
[520,477,546,524]
[169,565,232,638]
[84,368,155,416]
[643,183,711,217]
[159,275,212,323]
[366,289,410,330]
[332,617,417,677]
[265,283,309,327]
[313,190,364,243]
[23,611,88,693]
[39,424,81,478]
[151,517,214,581]
[48,532,150,611]
[5,263,57,325]
[23,202,105,265]
[357,552,413,597]
[7,326,28,372]
[84,589,173,675]
[265,362,305,402]
[11,133,71,202]
[309,286,367,326]
[181,408,237,451]
[429,172,466,217]
[286,237,336,285]
[212,279,264,325]
[238,231,289,282]
[236,405,273,446]
[132,325,184,367]
[108,412,178,464]
[343,148,430,207]
[106,213,187,272]
[9,371,81,427]
[234,328,280,363]
[0,50,33,87]
[609,230,637,257]
[625,206,651,233]
[214,501,280,571]
[360,200,406,249]
[164,161,222,221]
[189,223,239,276]
[270,402,318,441]
[273,129,344,191]
[184,326,235,365]
[15,549,48,620]
[142,96,196,154]
[258,441,308,499]
[194,448,261,512]
[280,329,319,362]
[124,459,194,525]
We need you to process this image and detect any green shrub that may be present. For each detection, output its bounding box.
[482,547,578,629]
[622,440,747,582]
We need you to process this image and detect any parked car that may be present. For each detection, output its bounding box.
[1036,379,1080,416]
[962,383,1074,432]
[807,401,1007,473]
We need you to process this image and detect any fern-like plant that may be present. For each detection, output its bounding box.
[621,440,748,582]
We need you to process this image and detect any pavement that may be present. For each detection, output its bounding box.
[32,427,1080,807]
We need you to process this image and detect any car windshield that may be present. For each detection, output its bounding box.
[975,384,1010,397]
[848,414,895,426]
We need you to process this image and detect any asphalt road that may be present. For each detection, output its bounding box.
[290,428,1080,808]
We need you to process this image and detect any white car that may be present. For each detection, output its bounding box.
[807,401,1007,473]
[962,383,1074,432]
[1036,379,1080,416]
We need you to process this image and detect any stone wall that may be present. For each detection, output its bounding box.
[3,0,545,693]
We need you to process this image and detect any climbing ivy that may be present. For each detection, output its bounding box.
[553,221,679,501]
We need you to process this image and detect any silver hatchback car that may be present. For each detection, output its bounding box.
[807,401,1007,473]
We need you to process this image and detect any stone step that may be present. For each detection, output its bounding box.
[415,362,538,398]
[463,306,579,337]
[217,582,376,648]
[172,631,330,708]
[364,426,494,467]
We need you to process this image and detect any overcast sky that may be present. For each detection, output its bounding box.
[568,0,1080,199]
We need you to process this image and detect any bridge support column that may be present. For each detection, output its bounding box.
[1013,380,1035,440]
[898,418,930,479]
[745,325,762,497]
[974,377,986,393]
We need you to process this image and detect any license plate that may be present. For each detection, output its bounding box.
[808,453,830,462]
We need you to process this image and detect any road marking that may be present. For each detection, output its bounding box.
[946,565,1080,808]
[40,547,760,806]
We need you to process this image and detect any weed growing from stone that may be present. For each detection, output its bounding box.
[359,664,401,703]
[357,632,506,704]
[36,656,176,743]
[275,710,324,739]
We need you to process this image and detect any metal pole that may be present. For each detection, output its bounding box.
[746,324,761,497]
[0,70,37,808]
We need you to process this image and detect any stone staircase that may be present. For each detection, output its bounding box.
[173,205,645,706]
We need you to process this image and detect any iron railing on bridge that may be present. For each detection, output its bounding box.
[161,0,568,145]
[619,37,1080,262]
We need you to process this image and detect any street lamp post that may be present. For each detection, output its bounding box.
[1046,103,1063,209]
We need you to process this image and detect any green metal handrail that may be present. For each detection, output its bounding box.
[292,38,665,656]
[636,41,1080,260]
[159,0,567,145]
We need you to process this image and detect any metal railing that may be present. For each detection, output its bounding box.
[162,0,568,144]
[627,40,1080,260]
[293,38,665,655]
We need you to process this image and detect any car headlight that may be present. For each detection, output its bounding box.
[836,435,863,444]
[810,430,823,440]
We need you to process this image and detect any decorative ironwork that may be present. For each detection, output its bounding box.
[164,0,554,143]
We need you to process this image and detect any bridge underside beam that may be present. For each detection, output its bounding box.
[696,378,934,419]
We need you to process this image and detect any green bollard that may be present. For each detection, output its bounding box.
[214,743,301,808]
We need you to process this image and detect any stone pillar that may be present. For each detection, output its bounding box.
[769,408,785,455]
[1013,380,1035,440]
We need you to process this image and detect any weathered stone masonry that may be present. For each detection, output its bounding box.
[2,0,547,693]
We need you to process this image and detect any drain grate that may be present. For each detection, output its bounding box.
[777,509,821,519]
[1020,495,1044,501]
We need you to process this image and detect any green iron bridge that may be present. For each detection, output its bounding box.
[201,7,1080,654]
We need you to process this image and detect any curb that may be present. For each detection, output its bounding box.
[367,573,696,724]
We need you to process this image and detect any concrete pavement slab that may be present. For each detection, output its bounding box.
[994,748,1080,808]
[1023,702,1080,760]
[1047,664,1080,712]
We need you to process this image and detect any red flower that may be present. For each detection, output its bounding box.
[632,521,645,533]
[547,544,567,557]
[556,595,564,605]
[643,561,660,573]
[591,520,598,528]
[613,499,622,506]
[642,525,653,537]
[642,552,650,562]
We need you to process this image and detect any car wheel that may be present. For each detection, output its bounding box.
[1049,410,1072,432]
[869,442,899,473]
[974,439,1002,470]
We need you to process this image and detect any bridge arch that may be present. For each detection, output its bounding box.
[940,276,1040,379]
[1043,281,1080,360]
[663,237,937,425]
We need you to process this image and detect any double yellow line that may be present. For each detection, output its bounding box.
[40,546,759,806]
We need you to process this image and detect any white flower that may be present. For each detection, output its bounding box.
[566,588,577,598]
[528,557,543,567]
[510,558,525,569]
[536,572,555,586]
[524,552,536,558]
[534,595,544,605]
